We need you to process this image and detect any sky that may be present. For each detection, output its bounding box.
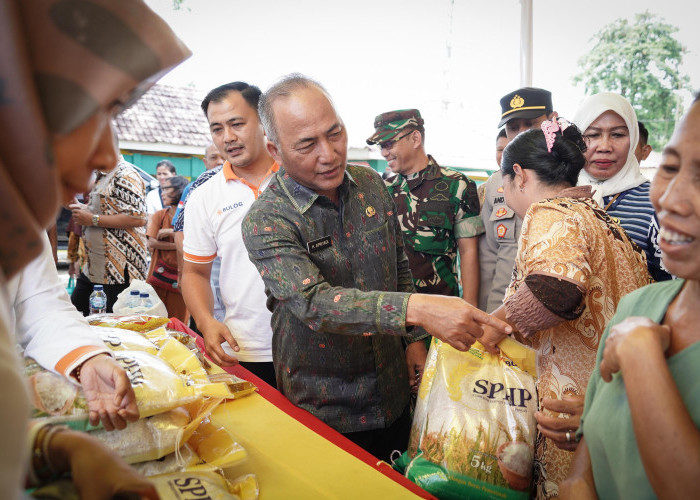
[144,0,700,170]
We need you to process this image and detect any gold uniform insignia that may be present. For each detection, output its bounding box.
[366,206,376,217]
[510,94,525,109]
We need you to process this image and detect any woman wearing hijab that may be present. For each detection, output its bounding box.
[0,0,189,496]
[574,92,671,281]
[561,95,700,500]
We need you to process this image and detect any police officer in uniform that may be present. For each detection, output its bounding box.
[367,109,483,305]
[478,88,558,312]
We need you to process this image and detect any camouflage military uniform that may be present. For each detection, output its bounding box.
[386,155,483,297]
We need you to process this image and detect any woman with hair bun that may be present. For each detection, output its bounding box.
[481,120,650,498]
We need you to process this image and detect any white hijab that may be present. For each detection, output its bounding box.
[573,92,648,206]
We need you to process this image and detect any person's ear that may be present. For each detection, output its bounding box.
[267,141,281,165]
[513,163,529,189]
[641,144,652,161]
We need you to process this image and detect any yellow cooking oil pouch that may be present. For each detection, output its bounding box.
[396,337,538,500]
[92,398,223,464]
[186,415,247,470]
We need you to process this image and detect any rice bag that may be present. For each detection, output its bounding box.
[114,350,201,417]
[150,471,258,500]
[24,357,99,431]
[399,337,538,500]
[92,399,223,464]
[131,444,201,477]
[88,313,170,332]
[91,407,191,464]
[93,325,159,354]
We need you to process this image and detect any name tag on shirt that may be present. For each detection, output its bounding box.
[307,236,332,253]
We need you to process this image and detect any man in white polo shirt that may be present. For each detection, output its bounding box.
[182,82,279,387]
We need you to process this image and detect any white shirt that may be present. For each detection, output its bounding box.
[0,272,29,499]
[146,187,164,215]
[9,233,108,374]
[183,162,277,362]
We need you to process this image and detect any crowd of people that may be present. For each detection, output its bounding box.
[1,0,698,499]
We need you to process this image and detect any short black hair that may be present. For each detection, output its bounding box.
[156,159,176,174]
[497,128,507,140]
[501,122,587,187]
[201,82,262,118]
[163,175,188,205]
[637,121,649,146]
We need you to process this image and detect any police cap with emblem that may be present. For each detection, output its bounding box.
[366,109,425,145]
[498,87,552,128]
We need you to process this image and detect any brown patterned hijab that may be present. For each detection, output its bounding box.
[0,0,190,278]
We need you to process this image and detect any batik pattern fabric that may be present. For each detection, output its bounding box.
[385,156,483,296]
[84,158,148,284]
[503,186,650,499]
[242,164,427,434]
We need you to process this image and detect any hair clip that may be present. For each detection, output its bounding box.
[541,120,561,153]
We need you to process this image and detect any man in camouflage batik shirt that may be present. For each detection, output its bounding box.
[367,109,483,304]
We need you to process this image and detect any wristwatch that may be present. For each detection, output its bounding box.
[92,214,100,226]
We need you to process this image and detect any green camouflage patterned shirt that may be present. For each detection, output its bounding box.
[242,164,426,434]
[386,156,484,296]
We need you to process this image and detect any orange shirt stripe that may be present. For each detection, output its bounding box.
[184,251,218,264]
[55,346,106,376]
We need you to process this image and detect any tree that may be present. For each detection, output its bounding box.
[573,12,691,149]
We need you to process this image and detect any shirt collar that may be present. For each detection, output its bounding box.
[222,160,279,182]
[556,185,593,199]
[277,165,357,214]
[399,155,440,187]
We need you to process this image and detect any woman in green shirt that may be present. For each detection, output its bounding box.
[562,96,700,498]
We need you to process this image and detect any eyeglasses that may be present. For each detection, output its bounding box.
[378,130,414,150]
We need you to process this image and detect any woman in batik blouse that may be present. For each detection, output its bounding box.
[480,120,650,499]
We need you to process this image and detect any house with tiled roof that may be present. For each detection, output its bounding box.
[115,83,212,179]
[116,83,384,180]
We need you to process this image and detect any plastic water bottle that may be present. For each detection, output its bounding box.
[125,290,141,310]
[139,292,153,311]
[89,285,107,315]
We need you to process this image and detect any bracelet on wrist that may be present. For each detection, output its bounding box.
[32,424,69,483]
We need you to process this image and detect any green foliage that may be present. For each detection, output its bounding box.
[573,12,691,149]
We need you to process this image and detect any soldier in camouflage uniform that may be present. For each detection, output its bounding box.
[367,109,483,304]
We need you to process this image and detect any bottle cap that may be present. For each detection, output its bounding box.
[94,285,103,291]
[139,292,149,298]
[130,290,140,295]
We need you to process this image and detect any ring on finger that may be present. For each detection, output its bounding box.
[566,431,572,442]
